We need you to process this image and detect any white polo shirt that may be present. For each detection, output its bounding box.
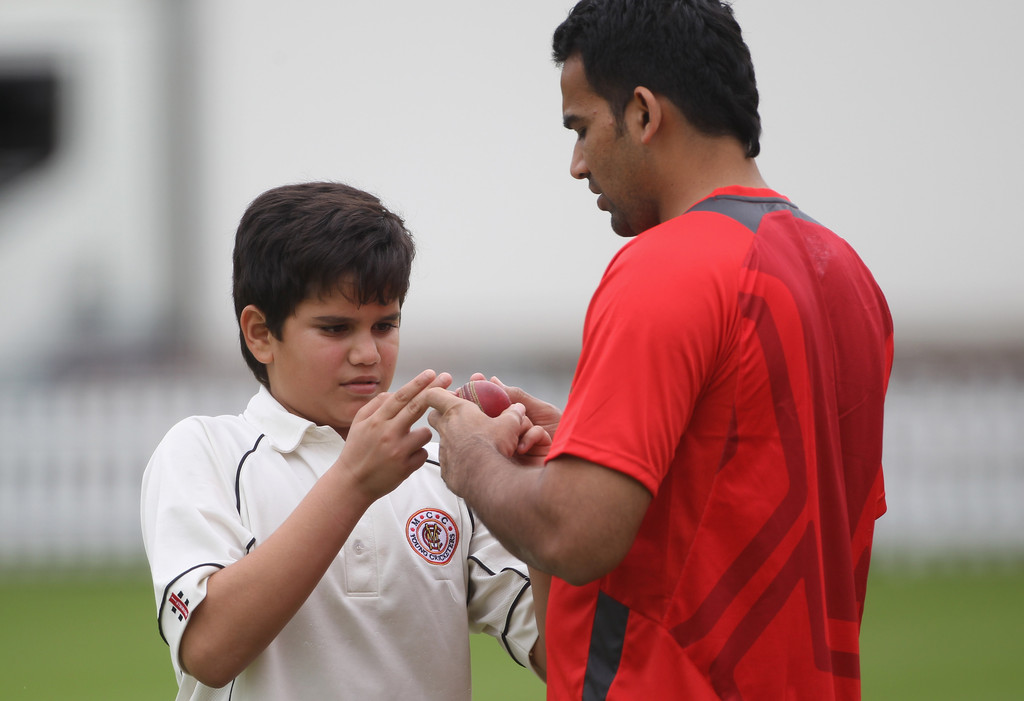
[141,386,538,701]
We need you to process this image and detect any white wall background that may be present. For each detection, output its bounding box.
[1,0,1021,378]
[0,0,172,378]
[185,0,620,373]
[1,0,1023,567]
[185,0,1024,372]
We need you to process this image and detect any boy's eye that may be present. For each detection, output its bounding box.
[321,324,349,334]
[374,322,399,333]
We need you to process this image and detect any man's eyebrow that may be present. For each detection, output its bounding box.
[563,113,583,130]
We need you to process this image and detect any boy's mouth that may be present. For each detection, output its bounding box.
[342,377,380,395]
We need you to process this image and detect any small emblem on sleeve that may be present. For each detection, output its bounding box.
[169,591,190,621]
[406,508,459,565]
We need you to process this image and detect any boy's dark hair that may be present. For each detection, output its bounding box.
[232,181,415,387]
[552,0,761,157]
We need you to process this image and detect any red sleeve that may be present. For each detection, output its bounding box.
[548,215,754,496]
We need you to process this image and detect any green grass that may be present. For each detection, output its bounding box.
[1,565,1020,699]
[861,566,1024,699]
[0,572,177,700]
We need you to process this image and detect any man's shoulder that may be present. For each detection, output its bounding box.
[611,208,754,283]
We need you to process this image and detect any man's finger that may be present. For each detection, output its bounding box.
[499,402,527,423]
[517,424,552,459]
[413,385,464,417]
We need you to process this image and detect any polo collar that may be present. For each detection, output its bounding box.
[243,385,343,453]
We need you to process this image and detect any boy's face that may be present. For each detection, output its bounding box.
[264,285,401,439]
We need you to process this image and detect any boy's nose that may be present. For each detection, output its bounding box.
[349,335,381,365]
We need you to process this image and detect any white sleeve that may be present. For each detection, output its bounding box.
[464,509,539,672]
[140,416,257,678]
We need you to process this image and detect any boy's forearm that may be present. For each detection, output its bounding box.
[180,466,374,687]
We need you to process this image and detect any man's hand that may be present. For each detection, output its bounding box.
[416,383,651,585]
[470,373,562,441]
[417,386,526,496]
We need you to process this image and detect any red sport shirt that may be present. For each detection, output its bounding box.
[545,186,893,700]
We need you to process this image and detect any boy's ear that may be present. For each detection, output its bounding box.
[240,304,274,364]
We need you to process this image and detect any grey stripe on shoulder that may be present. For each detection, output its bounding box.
[686,194,819,232]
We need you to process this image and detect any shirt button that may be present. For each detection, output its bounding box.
[353,539,366,554]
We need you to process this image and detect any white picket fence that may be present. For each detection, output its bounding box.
[1,352,1022,571]
[871,352,1024,565]
[0,371,256,570]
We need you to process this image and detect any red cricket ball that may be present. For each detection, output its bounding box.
[454,380,512,418]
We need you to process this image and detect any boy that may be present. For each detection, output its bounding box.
[141,182,544,700]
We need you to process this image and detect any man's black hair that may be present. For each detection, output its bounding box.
[553,0,761,157]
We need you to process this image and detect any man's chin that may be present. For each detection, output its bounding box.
[610,216,639,238]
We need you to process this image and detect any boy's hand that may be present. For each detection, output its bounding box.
[336,369,452,502]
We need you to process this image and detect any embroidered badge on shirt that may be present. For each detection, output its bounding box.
[406,508,459,565]
[169,590,190,621]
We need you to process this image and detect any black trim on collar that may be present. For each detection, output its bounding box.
[235,434,265,514]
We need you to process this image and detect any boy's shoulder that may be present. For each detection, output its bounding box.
[158,388,276,451]
[161,410,257,446]
[143,409,262,505]
[150,405,262,476]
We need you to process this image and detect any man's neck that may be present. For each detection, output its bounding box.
[657,133,768,222]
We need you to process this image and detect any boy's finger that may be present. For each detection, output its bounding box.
[352,391,391,421]
[381,370,452,423]
[365,369,434,421]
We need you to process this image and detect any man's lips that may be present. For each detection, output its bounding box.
[588,182,608,211]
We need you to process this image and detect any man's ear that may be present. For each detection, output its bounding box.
[632,86,663,144]
[240,304,274,364]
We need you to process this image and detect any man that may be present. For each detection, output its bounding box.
[421,1,893,699]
